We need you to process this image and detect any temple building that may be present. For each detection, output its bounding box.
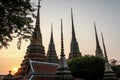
[68,8,82,60]
[55,19,73,80]
[11,0,118,80]
[101,33,117,80]
[47,24,59,63]
[94,22,104,58]
[3,71,13,80]
[15,0,47,76]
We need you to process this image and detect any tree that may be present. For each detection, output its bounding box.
[0,0,35,49]
[110,59,120,66]
[109,59,120,78]
[112,65,120,78]
[68,55,105,80]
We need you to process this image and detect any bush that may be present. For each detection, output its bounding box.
[68,55,105,80]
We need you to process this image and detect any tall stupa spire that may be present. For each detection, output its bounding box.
[36,0,40,29]
[94,22,100,48]
[47,23,58,63]
[71,8,76,41]
[16,0,46,76]
[68,8,82,60]
[101,33,117,80]
[50,23,53,43]
[101,33,108,61]
[55,19,73,80]
[31,0,42,45]
[94,22,103,58]
[60,19,65,57]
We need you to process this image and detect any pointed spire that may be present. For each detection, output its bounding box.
[17,0,47,75]
[71,8,76,41]
[50,23,53,43]
[101,33,108,61]
[35,0,41,29]
[68,8,81,60]
[94,22,100,48]
[31,0,42,45]
[55,19,73,80]
[47,23,58,63]
[101,33,117,80]
[94,22,103,58]
[61,19,65,57]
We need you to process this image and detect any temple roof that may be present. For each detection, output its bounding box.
[29,60,58,80]
[30,60,58,74]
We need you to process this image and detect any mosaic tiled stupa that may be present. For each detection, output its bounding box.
[47,24,59,63]
[68,8,82,60]
[101,33,117,80]
[55,19,73,80]
[16,0,46,76]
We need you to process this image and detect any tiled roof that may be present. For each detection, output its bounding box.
[30,60,58,73]
[29,60,58,80]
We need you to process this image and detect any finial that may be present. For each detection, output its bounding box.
[101,32,108,61]
[35,0,41,29]
[38,0,41,8]
[9,70,11,74]
[71,8,76,41]
[51,23,53,35]
[50,23,53,43]
[31,0,42,45]
[61,19,65,57]
[94,22,100,48]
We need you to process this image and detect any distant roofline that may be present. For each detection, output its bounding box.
[30,60,59,66]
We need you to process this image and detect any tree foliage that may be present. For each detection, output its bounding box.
[0,0,35,48]
[112,65,120,78]
[110,59,119,66]
[68,55,105,80]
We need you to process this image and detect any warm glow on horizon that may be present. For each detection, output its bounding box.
[12,67,18,73]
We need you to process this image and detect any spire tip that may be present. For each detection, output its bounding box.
[60,19,65,57]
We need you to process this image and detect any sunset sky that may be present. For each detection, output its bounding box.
[0,0,120,75]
